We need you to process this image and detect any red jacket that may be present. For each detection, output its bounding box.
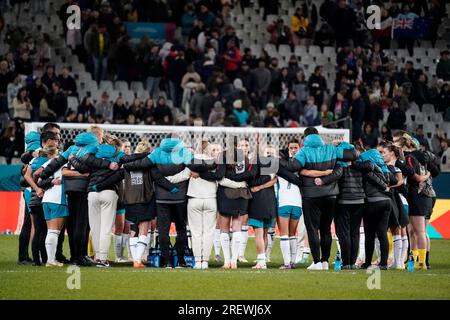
[223,47,241,72]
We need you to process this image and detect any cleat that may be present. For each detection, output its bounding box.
[133,261,145,268]
[238,256,248,263]
[279,264,292,269]
[95,260,110,268]
[46,261,63,267]
[214,255,222,263]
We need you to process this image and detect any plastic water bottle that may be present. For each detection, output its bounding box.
[407,253,415,272]
[334,252,342,271]
[154,248,161,268]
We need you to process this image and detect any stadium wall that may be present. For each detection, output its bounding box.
[1,165,449,239]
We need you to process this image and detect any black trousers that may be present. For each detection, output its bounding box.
[56,225,66,260]
[30,205,47,264]
[335,203,364,266]
[302,197,336,264]
[156,202,188,265]
[66,191,90,261]
[363,200,391,267]
[18,205,32,261]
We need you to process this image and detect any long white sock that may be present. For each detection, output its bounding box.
[121,233,129,258]
[113,234,122,260]
[393,235,403,267]
[401,236,409,264]
[231,231,241,264]
[143,235,151,260]
[135,235,148,262]
[335,236,341,253]
[239,226,249,257]
[129,237,138,261]
[375,237,381,260]
[289,236,297,264]
[358,226,365,262]
[256,253,266,265]
[213,228,221,255]
[265,228,275,259]
[280,236,290,265]
[45,229,60,263]
[220,232,231,264]
[148,231,155,248]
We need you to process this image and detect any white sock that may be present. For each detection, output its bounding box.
[213,228,221,255]
[375,237,381,260]
[265,228,275,259]
[289,236,297,264]
[280,235,290,265]
[114,234,122,259]
[231,231,241,264]
[45,229,60,263]
[148,231,155,248]
[358,226,365,261]
[239,226,249,257]
[393,235,402,267]
[256,253,266,265]
[129,237,138,261]
[302,247,311,259]
[121,233,129,258]
[135,235,148,262]
[220,232,231,264]
[401,236,409,264]
[335,236,341,254]
[143,235,151,260]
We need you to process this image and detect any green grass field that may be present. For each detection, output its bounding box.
[1,235,450,300]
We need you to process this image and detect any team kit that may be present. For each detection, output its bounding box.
[18,122,438,271]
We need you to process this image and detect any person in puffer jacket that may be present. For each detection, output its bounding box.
[122,136,209,268]
[69,136,147,267]
[359,149,397,270]
[39,131,99,267]
[281,127,358,270]
[326,156,374,270]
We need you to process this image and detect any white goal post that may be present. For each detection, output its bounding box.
[25,123,350,151]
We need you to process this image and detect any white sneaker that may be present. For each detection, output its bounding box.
[322,262,329,270]
[252,263,267,269]
[307,262,323,270]
[193,262,202,269]
[201,261,209,269]
[115,257,128,263]
[238,255,248,263]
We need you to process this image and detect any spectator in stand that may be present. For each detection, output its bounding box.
[15,52,33,77]
[153,96,173,125]
[437,82,450,115]
[142,98,155,123]
[57,67,77,97]
[39,96,56,122]
[333,0,356,48]
[364,94,383,131]
[231,99,248,127]
[27,77,48,122]
[292,70,308,106]
[115,35,136,82]
[0,61,13,128]
[208,100,225,126]
[7,75,23,111]
[412,73,431,108]
[267,18,292,47]
[93,92,112,123]
[201,88,220,124]
[361,123,379,149]
[387,101,406,132]
[283,91,302,124]
[182,3,197,41]
[89,23,110,83]
[431,128,446,155]
[41,65,57,91]
[414,125,430,151]
[12,87,32,121]
[237,60,254,94]
[262,102,281,127]
[166,47,187,109]
[396,4,418,56]
[319,103,334,127]
[331,92,349,126]
[251,59,271,111]
[380,124,393,142]
[198,3,216,29]
[260,0,279,20]
[350,89,365,140]
[222,39,241,81]
[77,96,96,121]
[440,139,450,172]
[308,66,327,107]
[303,96,318,127]
[0,121,20,164]
[45,81,67,121]
[436,50,450,82]
[112,96,128,124]
[291,7,309,45]
[144,45,163,99]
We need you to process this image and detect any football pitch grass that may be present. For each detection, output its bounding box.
[1,235,450,300]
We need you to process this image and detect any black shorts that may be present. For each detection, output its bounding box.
[217,188,249,216]
[125,203,154,225]
[425,197,437,220]
[408,194,433,217]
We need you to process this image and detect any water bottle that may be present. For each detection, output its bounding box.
[407,253,415,272]
[334,252,342,271]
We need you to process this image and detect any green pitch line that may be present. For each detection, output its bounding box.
[1,236,450,300]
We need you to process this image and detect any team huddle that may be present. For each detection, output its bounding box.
[17,122,439,271]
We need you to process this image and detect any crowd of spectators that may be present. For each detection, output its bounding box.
[0,0,449,170]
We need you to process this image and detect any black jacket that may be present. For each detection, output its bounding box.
[363,168,397,202]
[335,161,373,202]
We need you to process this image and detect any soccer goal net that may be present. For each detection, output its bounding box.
[25,123,350,151]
